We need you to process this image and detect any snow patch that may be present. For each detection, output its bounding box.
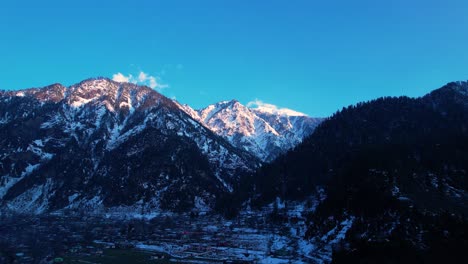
[6,178,54,214]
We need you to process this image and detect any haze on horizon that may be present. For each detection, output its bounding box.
[1,0,467,116]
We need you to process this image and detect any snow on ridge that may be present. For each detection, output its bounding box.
[6,178,55,214]
[252,105,307,117]
[176,99,320,161]
[0,164,41,199]
[247,99,307,117]
[70,97,93,107]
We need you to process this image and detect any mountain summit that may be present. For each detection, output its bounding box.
[178,100,323,161]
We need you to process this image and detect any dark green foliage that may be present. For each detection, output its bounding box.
[243,82,468,261]
[252,83,468,214]
[332,212,468,264]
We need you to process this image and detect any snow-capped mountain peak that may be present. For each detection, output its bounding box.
[179,100,323,161]
[66,78,120,108]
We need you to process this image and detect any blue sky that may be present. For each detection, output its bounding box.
[1,0,467,116]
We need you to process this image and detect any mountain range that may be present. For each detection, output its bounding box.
[1,78,468,262]
[0,77,320,214]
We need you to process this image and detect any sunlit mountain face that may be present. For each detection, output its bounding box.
[178,99,323,162]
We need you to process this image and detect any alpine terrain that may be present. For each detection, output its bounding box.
[1,79,468,264]
[0,78,260,214]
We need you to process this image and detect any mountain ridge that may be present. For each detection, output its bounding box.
[1,77,320,162]
[178,99,323,161]
[0,78,260,214]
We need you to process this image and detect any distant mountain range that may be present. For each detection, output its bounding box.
[0,77,319,214]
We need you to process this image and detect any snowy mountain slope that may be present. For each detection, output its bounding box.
[177,100,323,161]
[0,78,259,214]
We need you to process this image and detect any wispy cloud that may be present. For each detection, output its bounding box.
[112,71,168,90]
[137,72,147,82]
[247,99,306,117]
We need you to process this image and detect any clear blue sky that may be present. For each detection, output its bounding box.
[1,0,467,116]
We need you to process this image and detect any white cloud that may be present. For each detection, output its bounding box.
[112,72,131,83]
[112,71,168,91]
[247,99,307,117]
[148,76,157,89]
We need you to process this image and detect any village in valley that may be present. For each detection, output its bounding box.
[0,199,337,264]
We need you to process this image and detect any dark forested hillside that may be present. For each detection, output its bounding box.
[246,81,468,262]
[254,82,468,210]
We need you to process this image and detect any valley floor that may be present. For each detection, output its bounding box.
[0,208,327,264]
